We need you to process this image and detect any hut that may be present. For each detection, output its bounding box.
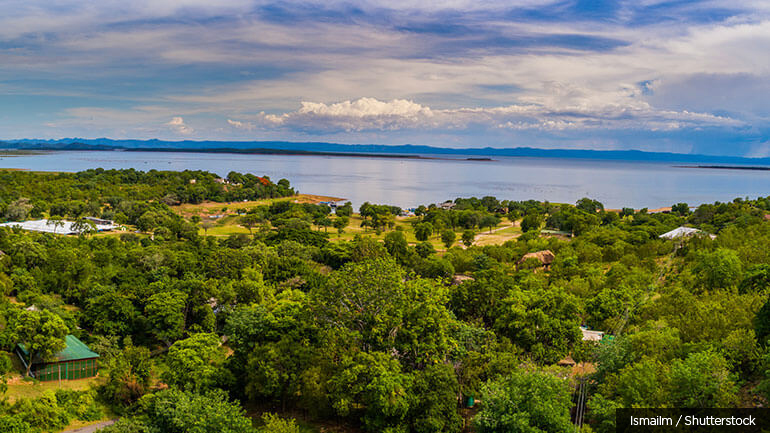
[16,335,99,381]
[517,250,555,270]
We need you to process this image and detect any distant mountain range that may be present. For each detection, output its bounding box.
[2,138,769,165]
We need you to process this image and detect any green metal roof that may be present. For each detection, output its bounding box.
[17,335,99,364]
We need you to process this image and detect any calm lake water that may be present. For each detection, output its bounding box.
[2,150,769,209]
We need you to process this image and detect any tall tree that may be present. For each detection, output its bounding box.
[414,222,433,242]
[145,291,188,346]
[462,229,475,247]
[164,333,226,392]
[441,229,456,249]
[475,370,573,433]
[11,309,68,377]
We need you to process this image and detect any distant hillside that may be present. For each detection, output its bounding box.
[2,138,769,165]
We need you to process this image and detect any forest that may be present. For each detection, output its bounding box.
[0,168,769,433]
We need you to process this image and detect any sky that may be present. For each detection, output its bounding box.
[1,0,769,156]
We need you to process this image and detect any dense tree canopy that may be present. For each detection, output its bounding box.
[1,173,769,433]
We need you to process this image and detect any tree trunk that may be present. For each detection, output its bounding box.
[26,353,33,377]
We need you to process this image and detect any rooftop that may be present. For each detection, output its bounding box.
[17,335,100,364]
[659,226,716,240]
[0,219,117,235]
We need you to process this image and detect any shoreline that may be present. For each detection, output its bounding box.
[674,165,770,171]
[0,147,498,162]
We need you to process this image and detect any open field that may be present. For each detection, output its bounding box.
[190,206,523,249]
[5,377,103,401]
[473,221,522,246]
[173,193,345,219]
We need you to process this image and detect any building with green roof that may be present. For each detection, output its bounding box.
[15,335,100,381]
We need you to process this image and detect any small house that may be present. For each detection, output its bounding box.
[580,326,605,341]
[16,335,99,381]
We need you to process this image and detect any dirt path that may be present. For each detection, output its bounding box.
[60,419,117,433]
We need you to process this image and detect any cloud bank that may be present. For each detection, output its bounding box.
[0,1,768,155]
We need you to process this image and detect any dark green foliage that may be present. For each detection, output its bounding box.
[101,340,153,407]
[440,229,456,248]
[120,389,256,433]
[755,297,770,345]
[3,177,770,433]
[410,364,462,433]
[414,222,433,242]
[475,369,573,433]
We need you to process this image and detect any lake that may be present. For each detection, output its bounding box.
[1,150,769,209]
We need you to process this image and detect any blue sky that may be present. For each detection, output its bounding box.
[1,0,769,156]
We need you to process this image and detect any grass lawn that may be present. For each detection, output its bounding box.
[5,375,105,402]
[5,353,107,402]
[185,206,523,248]
[5,362,116,432]
[474,223,522,246]
[174,193,345,219]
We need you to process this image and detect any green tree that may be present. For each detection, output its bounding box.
[479,214,500,233]
[336,202,353,218]
[475,370,573,433]
[670,351,738,407]
[0,415,33,433]
[384,231,409,263]
[102,340,152,406]
[672,202,690,216]
[328,351,411,433]
[144,290,187,346]
[239,213,263,234]
[495,289,582,364]
[71,218,97,236]
[440,229,456,249]
[312,258,407,351]
[46,216,66,234]
[201,220,215,235]
[576,197,604,213]
[415,242,435,258]
[462,229,475,247]
[410,363,462,433]
[84,291,138,337]
[756,296,770,345]
[414,222,433,242]
[333,217,349,235]
[693,248,742,291]
[5,198,34,221]
[257,413,300,433]
[11,309,68,377]
[520,214,542,232]
[133,389,256,433]
[163,333,226,392]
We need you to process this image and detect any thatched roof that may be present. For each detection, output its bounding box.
[518,250,555,265]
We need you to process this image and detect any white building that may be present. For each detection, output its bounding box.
[0,219,117,235]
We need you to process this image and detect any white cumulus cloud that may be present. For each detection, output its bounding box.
[166,116,193,135]
[241,96,742,133]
